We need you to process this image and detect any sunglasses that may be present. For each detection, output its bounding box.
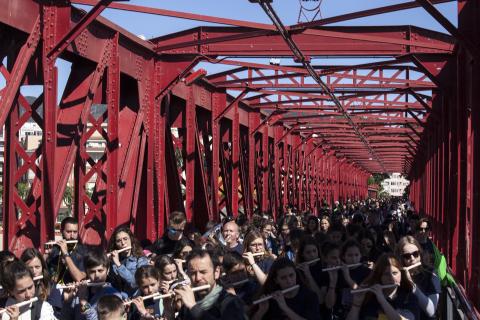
[401,250,420,260]
[418,227,429,232]
[168,227,184,234]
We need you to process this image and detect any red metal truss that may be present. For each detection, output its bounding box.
[2,0,480,308]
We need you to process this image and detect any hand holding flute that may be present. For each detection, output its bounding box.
[253,285,300,305]
[403,262,421,271]
[0,297,38,315]
[45,239,78,257]
[351,284,397,294]
[242,251,264,267]
[172,284,211,309]
[58,280,106,289]
[45,240,78,246]
[108,247,131,267]
[107,246,131,258]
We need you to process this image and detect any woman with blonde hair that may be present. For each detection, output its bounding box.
[395,236,441,320]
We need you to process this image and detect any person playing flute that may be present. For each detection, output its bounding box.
[295,237,323,305]
[222,219,243,254]
[174,249,246,320]
[107,226,148,296]
[395,236,441,320]
[0,261,56,320]
[221,252,259,307]
[346,253,420,320]
[20,248,63,318]
[45,217,88,284]
[127,265,174,319]
[61,250,122,320]
[334,240,372,318]
[242,230,274,286]
[251,258,320,320]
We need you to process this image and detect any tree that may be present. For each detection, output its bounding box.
[63,185,74,211]
[17,182,30,201]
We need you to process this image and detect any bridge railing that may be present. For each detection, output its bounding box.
[439,268,479,320]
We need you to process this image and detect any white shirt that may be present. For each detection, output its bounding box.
[1,297,57,320]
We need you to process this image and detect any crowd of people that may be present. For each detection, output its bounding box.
[0,198,443,319]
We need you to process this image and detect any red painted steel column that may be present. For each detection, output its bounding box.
[41,4,59,247]
[185,86,195,222]
[211,91,223,221]
[282,136,289,211]
[274,127,282,217]
[262,126,269,213]
[248,112,259,216]
[154,61,166,236]
[231,101,239,216]
[106,33,119,238]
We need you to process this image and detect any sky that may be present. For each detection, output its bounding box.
[2,0,458,99]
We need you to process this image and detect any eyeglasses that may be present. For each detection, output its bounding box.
[401,250,420,260]
[418,227,429,232]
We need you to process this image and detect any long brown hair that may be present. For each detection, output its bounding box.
[20,248,51,301]
[364,253,413,292]
[108,225,144,257]
[295,236,319,264]
[259,257,302,295]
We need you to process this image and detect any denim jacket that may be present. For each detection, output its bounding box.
[110,255,149,296]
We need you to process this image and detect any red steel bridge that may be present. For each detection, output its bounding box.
[0,0,479,309]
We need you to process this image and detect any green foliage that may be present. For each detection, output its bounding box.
[17,182,30,200]
[368,173,389,188]
[63,185,74,210]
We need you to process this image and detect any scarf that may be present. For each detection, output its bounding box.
[194,285,223,311]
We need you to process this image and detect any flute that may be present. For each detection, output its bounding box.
[123,292,162,305]
[230,279,250,287]
[253,285,300,305]
[107,247,131,257]
[403,262,422,271]
[0,297,38,314]
[45,240,78,246]
[301,258,320,266]
[57,280,106,289]
[152,284,211,300]
[322,263,363,272]
[351,284,397,294]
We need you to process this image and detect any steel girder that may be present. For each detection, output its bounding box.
[0,0,458,270]
[407,0,480,311]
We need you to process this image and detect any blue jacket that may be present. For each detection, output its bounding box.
[110,255,149,296]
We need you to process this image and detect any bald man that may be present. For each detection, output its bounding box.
[222,221,243,254]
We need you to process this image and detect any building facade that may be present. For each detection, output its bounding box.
[381,173,410,197]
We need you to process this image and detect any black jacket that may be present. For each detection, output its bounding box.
[177,288,247,320]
